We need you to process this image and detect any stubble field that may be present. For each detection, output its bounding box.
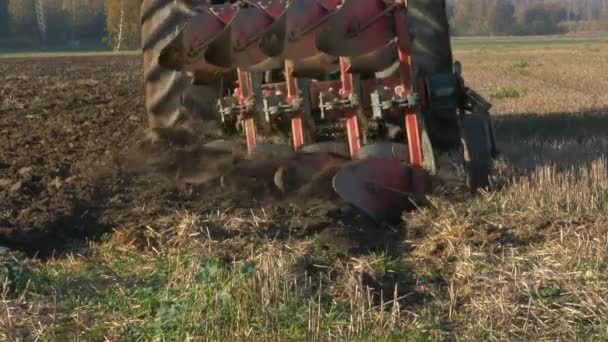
[1,37,608,340]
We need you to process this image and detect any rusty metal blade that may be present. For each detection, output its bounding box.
[277,0,340,60]
[258,7,287,58]
[203,25,233,68]
[290,54,340,79]
[257,0,341,74]
[204,5,283,70]
[345,41,398,74]
[315,0,394,57]
[158,9,234,79]
[301,142,350,159]
[374,60,400,79]
[333,157,414,223]
[355,142,409,161]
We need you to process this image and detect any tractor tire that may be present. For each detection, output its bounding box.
[462,113,493,193]
[406,0,453,75]
[407,0,461,150]
[140,0,226,133]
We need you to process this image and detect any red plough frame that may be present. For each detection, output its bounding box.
[168,0,441,219]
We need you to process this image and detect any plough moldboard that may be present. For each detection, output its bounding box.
[158,0,499,223]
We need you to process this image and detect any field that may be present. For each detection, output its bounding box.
[1,37,608,340]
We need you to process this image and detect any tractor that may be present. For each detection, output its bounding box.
[139,0,499,223]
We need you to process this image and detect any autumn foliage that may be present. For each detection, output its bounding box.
[104,0,140,50]
[0,0,140,50]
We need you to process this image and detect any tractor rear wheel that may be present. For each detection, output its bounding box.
[140,0,226,135]
[407,0,461,150]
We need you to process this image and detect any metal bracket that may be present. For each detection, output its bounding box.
[262,92,304,121]
[463,88,492,113]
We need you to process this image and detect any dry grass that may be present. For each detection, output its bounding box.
[454,39,608,114]
[2,38,608,340]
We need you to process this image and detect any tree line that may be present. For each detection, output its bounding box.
[0,0,140,50]
[448,0,608,36]
[0,0,607,51]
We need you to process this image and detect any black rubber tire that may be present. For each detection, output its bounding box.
[406,0,454,76]
[462,113,493,192]
[141,0,226,130]
[406,0,461,150]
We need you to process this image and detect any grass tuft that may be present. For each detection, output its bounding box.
[513,61,529,69]
[491,87,522,100]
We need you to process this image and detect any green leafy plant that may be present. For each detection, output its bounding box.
[513,61,529,69]
[490,87,521,99]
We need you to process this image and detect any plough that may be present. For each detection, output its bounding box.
[147,0,498,223]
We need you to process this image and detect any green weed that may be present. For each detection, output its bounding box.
[490,87,522,99]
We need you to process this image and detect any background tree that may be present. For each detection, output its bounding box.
[44,0,72,44]
[105,0,140,51]
[75,0,106,41]
[8,0,38,43]
[600,11,608,31]
[0,0,10,38]
[522,3,564,35]
[63,0,106,41]
[451,0,608,36]
[453,0,481,35]
[486,0,517,35]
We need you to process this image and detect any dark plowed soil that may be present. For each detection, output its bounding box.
[0,56,401,258]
